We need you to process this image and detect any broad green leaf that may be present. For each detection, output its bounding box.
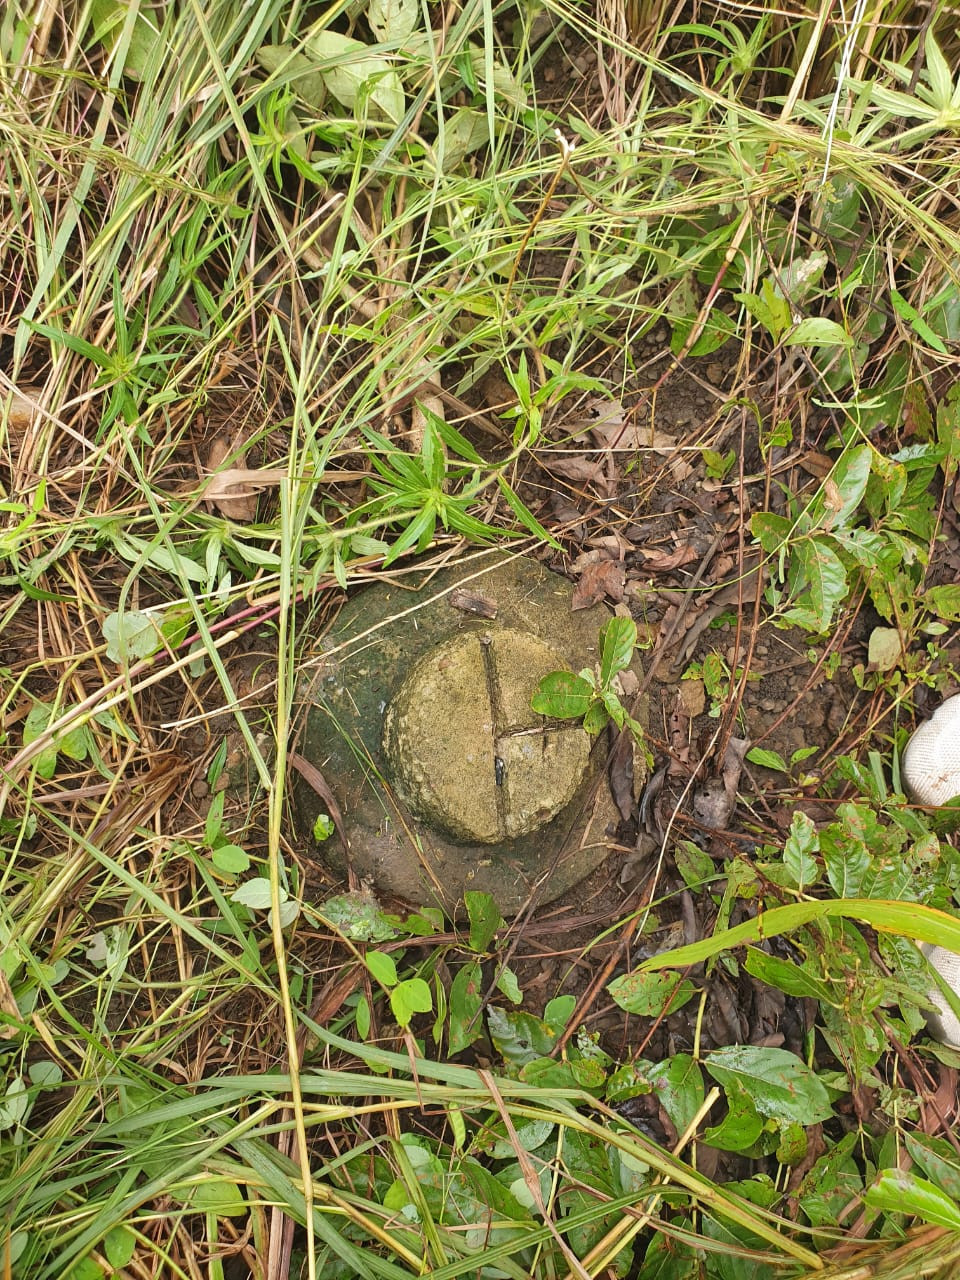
[743,948,832,1001]
[104,1226,137,1268]
[312,813,335,842]
[465,891,502,953]
[865,1169,960,1230]
[496,965,522,1004]
[368,0,419,44]
[365,950,398,987]
[103,608,161,663]
[230,878,276,910]
[777,251,828,302]
[906,1133,960,1202]
[178,1177,247,1218]
[734,284,791,341]
[703,1080,765,1151]
[448,961,483,1054]
[489,1118,554,1160]
[321,892,398,942]
[704,1045,833,1125]
[257,45,328,108]
[89,0,165,79]
[669,307,737,357]
[531,671,594,719]
[582,701,610,734]
[85,926,130,979]
[306,30,404,122]
[785,317,853,347]
[23,702,58,781]
[783,811,820,890]
[487,1005,559,1065]
[599,615,637,686]
[639,899,960,971]
[0,1075,29,1131]
[66,1258,103,1280]
[648,1054,705,1135]
[795,536,847,632]
[924,584,960,621]
[674,840,717,888]
[390,977,432,1027]
[436,107,488,171]
[607,968,695,1017]
[817,445,872,530]
[211,844,250,875]
[745,747,788,773]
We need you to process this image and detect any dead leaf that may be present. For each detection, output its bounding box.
[868,626,902,672]
[677,678,706,718]
[0,968,21,1039]
[572,558,625,610]
[549,452,616,497]
[639,544,700,572]
[205,465,288,522]
[608,732,635,822]
[2,386,41,432]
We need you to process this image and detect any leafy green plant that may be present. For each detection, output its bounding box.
[530,616,646,744]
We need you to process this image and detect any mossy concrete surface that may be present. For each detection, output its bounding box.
[293,551,644,915]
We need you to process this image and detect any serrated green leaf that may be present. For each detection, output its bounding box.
[745,747,788,772]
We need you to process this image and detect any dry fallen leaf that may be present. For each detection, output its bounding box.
[639,544,700,572]
[572,557,625,610]
[2,385,41,432]
[204,461,288,522]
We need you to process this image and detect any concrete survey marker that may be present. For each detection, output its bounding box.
[293,552,642,915]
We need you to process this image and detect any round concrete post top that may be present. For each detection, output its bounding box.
[382,628,591,844]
